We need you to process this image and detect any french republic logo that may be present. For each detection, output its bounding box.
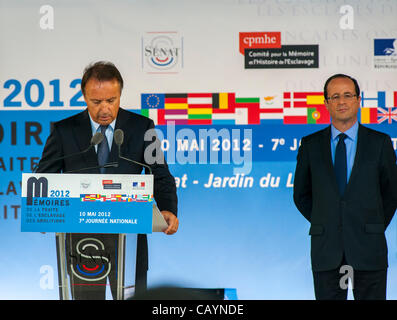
[132,181,146,190]
[142,31,183,73]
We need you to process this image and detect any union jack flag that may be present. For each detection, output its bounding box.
[377,107,397,124]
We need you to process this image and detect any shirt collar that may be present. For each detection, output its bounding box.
[331,121,359,142]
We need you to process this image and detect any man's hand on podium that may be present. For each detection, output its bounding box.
[161,211,179,235]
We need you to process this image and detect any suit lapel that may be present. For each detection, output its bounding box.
[321,126,340,196]
[72,109,99,169]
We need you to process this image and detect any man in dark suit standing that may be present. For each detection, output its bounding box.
[293,74,397,300]
[36,61,178,299]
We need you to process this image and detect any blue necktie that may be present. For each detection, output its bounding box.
[97,125,109,174]
[334,133,347,196]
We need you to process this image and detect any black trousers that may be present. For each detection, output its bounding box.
[312,255,387,300]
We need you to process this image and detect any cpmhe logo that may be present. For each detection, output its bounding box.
[239,31,281,55]
[102,180,122,190]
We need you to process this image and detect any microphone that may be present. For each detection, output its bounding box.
[114,129,152,174]
[33,132,104,173]
[90,131,105,146]
[114,128,124,149]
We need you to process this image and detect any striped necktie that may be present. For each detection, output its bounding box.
[334,133,347,195]
[97,125,109,173]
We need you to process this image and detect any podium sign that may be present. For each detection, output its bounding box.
[21,173,154,234]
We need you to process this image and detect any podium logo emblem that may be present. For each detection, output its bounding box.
[26,177,48,205]
[132,181,145,190]
[102,180,122,189]
[70,238,112,282]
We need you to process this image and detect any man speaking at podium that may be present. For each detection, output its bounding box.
[36,61,178,299]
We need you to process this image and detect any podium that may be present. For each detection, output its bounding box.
[21,173,167,300]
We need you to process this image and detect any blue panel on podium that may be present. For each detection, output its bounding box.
[21,173,154,234]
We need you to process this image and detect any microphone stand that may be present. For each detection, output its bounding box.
[114,129,153,175]
[33,132,104,173]
[65,162,119,174]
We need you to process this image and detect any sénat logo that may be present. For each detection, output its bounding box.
[239,32,281,55]
[142,31,183,73]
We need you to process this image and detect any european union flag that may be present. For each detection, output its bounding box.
[141,93,165,109]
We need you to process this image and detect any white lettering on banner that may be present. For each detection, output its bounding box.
[288,50,314,57]
[174,174,188,188]
[174,172,295,189]
[204,173,254,188]
[259,173,280,188]
[39,5,54,30]
[243,35,277,47]
[79,218,138,224]
[271,138,301,151]
[286,173,294,188]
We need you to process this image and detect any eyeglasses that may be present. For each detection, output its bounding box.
[327,93,358,102]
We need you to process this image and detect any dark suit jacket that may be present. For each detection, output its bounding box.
[293,124,397,272]
[36,107,178,291]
